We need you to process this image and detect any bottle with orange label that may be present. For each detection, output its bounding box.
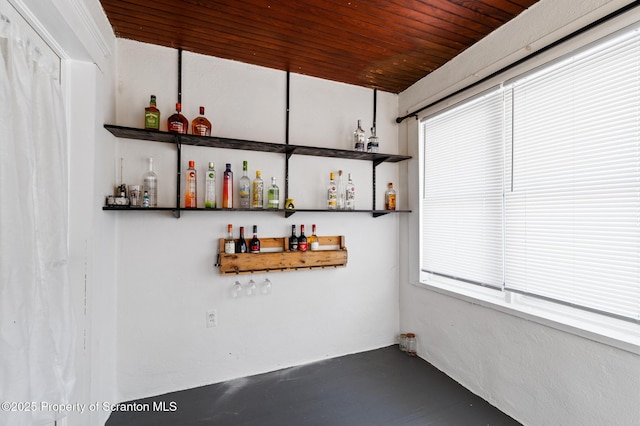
[185,160,197,208]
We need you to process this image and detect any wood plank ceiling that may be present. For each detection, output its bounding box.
[99,0,539,94]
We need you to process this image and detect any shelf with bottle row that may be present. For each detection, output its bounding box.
[103,125,412,217]
[217,235,347,275]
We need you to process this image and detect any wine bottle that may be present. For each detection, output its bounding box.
[327,172,337,210]
[167,103,188,134]
[385,182,397,210]
[185,160,197,208]
[236,226,248,253]
[205,162,216,208]
[309,224,319,251]
[222,163,233,208]
[144,95,160,130]
[143,157,158,207]
[353,119,365,152]
[224,224,235,254]
[289,224,298,251]
[249,225,260,253]
[191,106,212,136]
[252,170,264,209]
[239,160,251,208]
[268,177,280,209]
[345,173,355,210]
[298,224,308,252]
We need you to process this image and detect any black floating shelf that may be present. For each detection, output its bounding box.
[104,125,411,163]
[102,206,410,218]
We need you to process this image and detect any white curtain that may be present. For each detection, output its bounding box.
[0,12,75,426]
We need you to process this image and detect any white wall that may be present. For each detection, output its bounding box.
[113,40,404,402]
[398,1,640,425]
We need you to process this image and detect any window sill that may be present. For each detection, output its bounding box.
[412,276,640,355]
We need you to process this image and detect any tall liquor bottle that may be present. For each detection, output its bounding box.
[289,224,299,251]
[167,103,188,134]
[353,119,365,152]
[308,224,319,251]
[385,182,397,210]
[144,95,160,130]
[267,177,280,209]
[327,172,337,210]
[298,224,308,252]
[367,127,379,153]
[222,163,233,208]
[224,224,235,254]
[345,173,355,210]
[185,160,197,208]
[191,106,212,136]
[239,161,251,208]
[143,157,158,207]
[337,170,345,210]
[236,226,248,253]
[205,162,216,208]
[249,225,260,253]
[252,170,264,209]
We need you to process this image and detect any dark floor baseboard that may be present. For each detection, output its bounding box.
[106,345,521,425]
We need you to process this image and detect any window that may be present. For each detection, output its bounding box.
[420,25,640,325]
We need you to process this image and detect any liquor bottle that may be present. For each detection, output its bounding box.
[289,224,298,251]
[327,172,337,210]
[185,160,197,208]
[385,182,397,210]
[167,103,188,134]
[353,119,365,152]
[267,177,280,209]
[236,226,248,253]
[143,157,158,207]
[309,224,319,251]
[222,163,233,208]
[142,191,150,208]
[367,127,379,153]
[224,224,235,254]
[191,106,212,136]
[252,170,264,209]
[205,162,216,208]
[345,173,355,210]
[144,95,160,130]
[239,161,251,208]
[249,225,260,253]
[337,170,345,210]
[298,224,308,252]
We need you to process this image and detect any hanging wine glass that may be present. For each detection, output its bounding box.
[245,277,257,297]
[232,280,243,298]
[260,277,272,295]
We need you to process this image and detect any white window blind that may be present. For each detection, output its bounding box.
[421,88,504,289]
[504,29,640,322]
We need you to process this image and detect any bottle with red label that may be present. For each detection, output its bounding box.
[298,224,308,252]
[250,225,260,253]
[167,103,188,134]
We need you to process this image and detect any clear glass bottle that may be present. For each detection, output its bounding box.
[224,224,235,254]
[239,160,251,208]
[205,162,216,208]
[327,172,337,210]
[222,163,233,208]
[367,127,379,153]
[267,177,280,209]
[298,224,308,252]
[143,157,158,207]
[337,170,345,210]
[406,333,417,356]
[289,224,298,251]
[249,225,260,253]
[191,106,212,136]
[309,224,319,251]
[252,170,264,209]
[353,119,365,152]
[399,333,408,352]
[144,95,160,130]
[236,226,247,253]
[385,182,396,210]
[345,173,355,210]
[167,103,188,134]
[185,160,197,208]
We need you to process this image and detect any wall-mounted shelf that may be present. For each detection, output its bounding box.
[104,124,411,217]
[217,235,347,275]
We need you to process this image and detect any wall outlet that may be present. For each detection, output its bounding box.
[206,310,217,328]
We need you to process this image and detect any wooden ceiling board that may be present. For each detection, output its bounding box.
[100,0,539,93]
